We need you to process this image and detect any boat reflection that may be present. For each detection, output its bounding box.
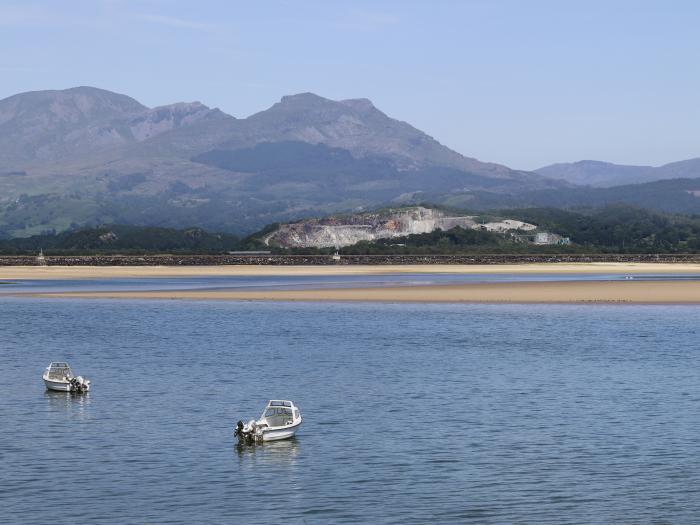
[234,437,301,467]
[44,390,92,419]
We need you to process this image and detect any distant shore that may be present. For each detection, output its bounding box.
[3,253,700,269]
[2,261,700,280]
[18,280,700,304]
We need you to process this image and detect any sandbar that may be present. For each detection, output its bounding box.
[2,262,700,280]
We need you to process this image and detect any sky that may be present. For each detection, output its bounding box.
[2,0,700,170]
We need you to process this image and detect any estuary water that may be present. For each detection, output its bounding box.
[5,271,700,295]
[2,296,700,523]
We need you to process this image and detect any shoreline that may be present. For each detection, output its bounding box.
[14,280,700,304]
[2,262,700,280]
[3,253,700,270]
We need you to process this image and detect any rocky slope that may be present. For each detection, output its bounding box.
[219,93,516,176]
[0,87,145,164]
[263,206,535,248]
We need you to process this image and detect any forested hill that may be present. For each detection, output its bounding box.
[4,206,700,255]
[257,205,700,255]
[0,225,240,254]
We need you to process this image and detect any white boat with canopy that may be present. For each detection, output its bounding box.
[235,400,302,444]
[42,362,90,393]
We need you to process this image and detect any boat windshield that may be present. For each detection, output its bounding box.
[262,406,295,427]
[264,407,293,417]
[46,364,71,380]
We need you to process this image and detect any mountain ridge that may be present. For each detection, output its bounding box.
[0,86,558,237]
[4,86,699,238]
[537,158,700,187]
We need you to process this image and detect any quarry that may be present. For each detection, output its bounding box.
[263,207,537,248]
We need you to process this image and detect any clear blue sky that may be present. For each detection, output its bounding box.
[2,0,699,170]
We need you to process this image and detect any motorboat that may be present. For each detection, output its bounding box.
[235,400,302,444]
[42,362,90,393]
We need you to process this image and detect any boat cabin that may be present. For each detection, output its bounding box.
[260,400,300,428]
[45,362,72,381]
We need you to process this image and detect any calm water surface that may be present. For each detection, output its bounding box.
[5,271,700,294]
[2,297,700,523]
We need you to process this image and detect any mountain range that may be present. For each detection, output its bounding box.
[1,86,700,238]
[536,159,700,187]
[0,86,554,237]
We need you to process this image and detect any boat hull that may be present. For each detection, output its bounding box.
[261,421,301,442]
[43,378,72,392]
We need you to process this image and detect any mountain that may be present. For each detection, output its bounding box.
[0,87,233,166]
[536,159,700,187]
[218,93,514,176]
[0,86,558,237]
[0,86,145,164]
[410,176,700,215]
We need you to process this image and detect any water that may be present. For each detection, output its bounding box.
[2,297,700,523]
[4,272,700,295]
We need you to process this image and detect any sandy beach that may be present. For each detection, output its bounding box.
[2,262,700,280]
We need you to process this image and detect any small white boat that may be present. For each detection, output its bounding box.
[235,400,302,444]
[42,362,90,393]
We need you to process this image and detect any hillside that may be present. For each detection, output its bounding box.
[0,225,240,254]
[0,87,556,238]
[403,176,700,216]
[338,205,700,255]
[5,205,700,255]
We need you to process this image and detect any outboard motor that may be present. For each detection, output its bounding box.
[69,376,90,394]
[234,419,258,444]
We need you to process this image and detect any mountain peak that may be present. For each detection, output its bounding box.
[63,85,136,97]
[275,93,378,113]
[150,101,210,113]
[0,86,146,124]
[277,92,331,107]
[339,98,375,111]
[239,91,512,174]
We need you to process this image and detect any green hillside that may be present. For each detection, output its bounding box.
[0,225,240,255]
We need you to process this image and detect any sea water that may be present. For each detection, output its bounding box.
[2,296,700,523]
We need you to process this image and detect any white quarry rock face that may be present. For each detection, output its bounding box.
[264,207,537,248]
[481,219,537,232]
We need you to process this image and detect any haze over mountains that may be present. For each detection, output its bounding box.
[1,86,700,238]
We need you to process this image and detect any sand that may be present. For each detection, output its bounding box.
[3,263,700,303]
[2,262,700,280]
[15,280,700,304]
